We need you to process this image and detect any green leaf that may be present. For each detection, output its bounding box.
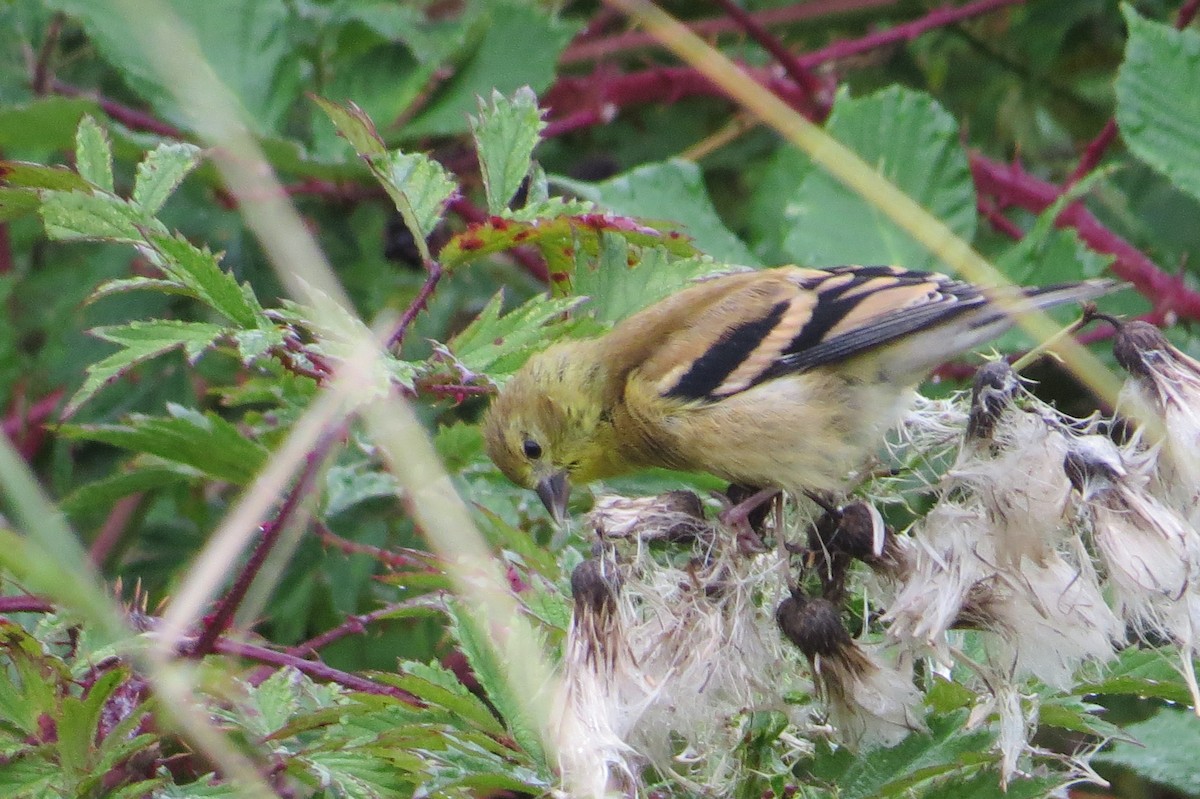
[311,95,387,157]
[556,159,761,267]
[62,463,196,516]
[147,233,264,327]
[767,86,976,271]
[439,213,697,294]
[39,190,153,243]
[65,320,228,416]
[74,115,114,192]
[446,600,547,768]
[447,291,586,379]
[573,237,728,324]
[0,160,92,192]
[402,1,577,138]
[0,188,41,222]
[367,149,458,260]
[799,712,993,799]
[0,97,99,151]
[1094,708,1200,794]
[1075,646,1195,704]
[392,661,507,736]
[48,0,303,136]
[133,142,202,216]
[324,462,401,517]
[60,404,269,485]
[470,87,544,214]
[1116,5,1200,204]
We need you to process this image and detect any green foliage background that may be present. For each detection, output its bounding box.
[1,0,1199,797]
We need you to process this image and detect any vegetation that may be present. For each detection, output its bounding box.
[1,1,1200,797]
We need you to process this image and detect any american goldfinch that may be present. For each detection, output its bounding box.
[483,265,1115,520]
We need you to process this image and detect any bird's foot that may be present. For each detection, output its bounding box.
[718,486,781,554]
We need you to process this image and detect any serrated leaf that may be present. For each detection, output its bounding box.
[392,661,506,736]
[470,87,545,214]
[74,115,113,192]
[1075,646,1195,704]
[1038,695,1125,740]
[447,292,585,378]
[60,404,268,484]
[1094,708,1200,794]
[147,234,264,327]
[446,600,547,768]
[768,86,976,271]
[439,212,697,293]
[324,462,401,517]
[800,712,992,799]
[89,276,193,303]
[0,160,92,192]
[311,95,387,157]
[62,464,197,516]
[1116,6,1200,204]
[573,237,728,323]
[133,142,202,215]
[66,320,227,415]
[402,1,577,138]
[367,149,458,259]
[555,159,761,266]
[40,190,154,243]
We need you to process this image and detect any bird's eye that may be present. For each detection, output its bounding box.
[522,439,543,460]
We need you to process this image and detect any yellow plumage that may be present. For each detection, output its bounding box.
[482,265,1115,518]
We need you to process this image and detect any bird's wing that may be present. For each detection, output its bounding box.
[642,265,983,403]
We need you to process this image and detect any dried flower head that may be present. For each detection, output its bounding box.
[1112,321,1200,524]
[777,589,924,748]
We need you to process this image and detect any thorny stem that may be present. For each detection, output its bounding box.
[388,260,444,350]
[793,0,1025,70]
[3,389,63,461]
[1063,0,1199,189]
[970,154,1200,322]
[211,637,417,702]
[0,594,55,614]
[189,426,344,657]
[559,0,899,64]
[316,523,438,572]
[712,0,826,98]
[51,79,186,139]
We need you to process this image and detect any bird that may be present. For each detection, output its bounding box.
[482,265,1116,521]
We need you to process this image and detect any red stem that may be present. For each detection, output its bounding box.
[970,154,1200,321]
[189,427,342,657]
[796,0,1026,69]
[212,637,417,702]
[51,79,185,139]
[560,0,901,64]
[88,493,145,567]
[388,260,444,350]
[0,594,55,614]
[712,0,825,96]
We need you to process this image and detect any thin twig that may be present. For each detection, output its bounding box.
[31,13,64,95]
[316,524,438,571]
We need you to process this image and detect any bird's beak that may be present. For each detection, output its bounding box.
[535,470,570,522]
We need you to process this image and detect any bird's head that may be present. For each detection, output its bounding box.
[482,341,618,521]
